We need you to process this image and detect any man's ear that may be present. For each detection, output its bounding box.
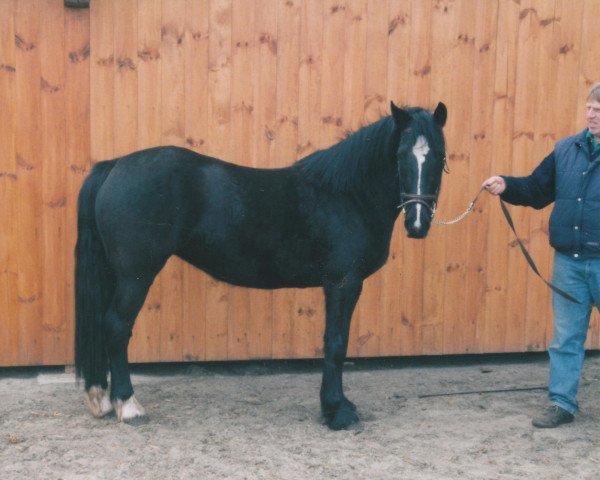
[391,101,411,131]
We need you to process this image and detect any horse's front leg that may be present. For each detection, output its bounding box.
[321,278,362,430]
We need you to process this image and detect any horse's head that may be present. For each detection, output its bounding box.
[392,102,447,239]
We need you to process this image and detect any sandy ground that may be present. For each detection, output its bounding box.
[1,352,599,480]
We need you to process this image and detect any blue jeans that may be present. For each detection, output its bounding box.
[548,252,600,414]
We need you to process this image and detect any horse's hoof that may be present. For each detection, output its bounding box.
[113,395,147,424]
[343,397,357,412]
[123,414,150,426]
[85,386,114,418]
[325,405,360,431]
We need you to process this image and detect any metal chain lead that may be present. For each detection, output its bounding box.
[431,186,485,226]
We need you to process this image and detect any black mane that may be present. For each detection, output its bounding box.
[293,116,397,192]
[293,107,445,192]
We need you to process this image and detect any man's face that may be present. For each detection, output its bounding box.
[586,100,600,138]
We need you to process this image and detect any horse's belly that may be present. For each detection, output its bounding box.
[176,238,323,290]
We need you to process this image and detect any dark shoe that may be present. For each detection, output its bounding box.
[532,405,574,428]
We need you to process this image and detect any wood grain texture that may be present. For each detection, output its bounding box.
[1,0,600,366]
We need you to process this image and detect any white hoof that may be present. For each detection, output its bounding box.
[85,386,114,418]
[113,395,147,424]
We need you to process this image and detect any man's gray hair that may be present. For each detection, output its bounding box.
[588,82,600,102]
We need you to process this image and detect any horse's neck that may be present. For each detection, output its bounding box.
[348,126,401,215]
[361,163,402,222]
[294,118,401,222]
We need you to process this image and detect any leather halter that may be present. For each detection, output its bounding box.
[395,148,441,214]
[397,192,438,213]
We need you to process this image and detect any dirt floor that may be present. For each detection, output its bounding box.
[1,352,599,480]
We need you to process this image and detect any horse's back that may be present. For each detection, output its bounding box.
[92,146,321,285]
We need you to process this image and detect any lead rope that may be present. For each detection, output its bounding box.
[498,197,599,308]
[418,184,596,307]
[431,186,485,225]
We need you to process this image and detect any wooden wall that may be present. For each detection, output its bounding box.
[1,0,599,367]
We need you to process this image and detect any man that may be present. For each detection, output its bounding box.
[483,82,600,428]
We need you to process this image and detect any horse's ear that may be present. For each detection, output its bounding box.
[433,102,447,127]
[391,101,411,131]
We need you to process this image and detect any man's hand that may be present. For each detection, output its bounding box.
[482,176,506,196]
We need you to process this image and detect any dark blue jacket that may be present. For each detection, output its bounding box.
[501,130,600,259]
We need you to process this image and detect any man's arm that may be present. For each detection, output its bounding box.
[483,152,556,209]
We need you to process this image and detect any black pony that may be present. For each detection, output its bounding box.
[75,102,448,430]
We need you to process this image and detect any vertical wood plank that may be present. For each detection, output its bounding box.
[340,0,372,358]
[385,0,411,105]
[250,0,279,358]
[15,0,43,365]
[227,0,256,360]
[129,0,163,363]
[282,1,325,358]
[440,0,476,354]
[303,0,345,359]
[483,0,518,352]
[545,0,585,350]
[64,2,90,366]
[204,0,232,360]
[113,0,142,361]
[158,0,187,362]
[40,0,67,364]
[405,0,432,105]
[319,0,346,146]
[403,0,435,355]
[503,0,544,352]
[237,8,275,361]
[0,0,18,366]
[90,0,114,162]
[523,0,560,353]
[463,0,498,354]
[182,0,210,361]
[390,0,430,357]
[271,0,301,359]
[290,0,325,359]
[113,0,138,156]
[420,0,454,355]
[288,0,322,360]
[360,0,389,358]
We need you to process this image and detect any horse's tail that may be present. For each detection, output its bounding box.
[74,160,117,388]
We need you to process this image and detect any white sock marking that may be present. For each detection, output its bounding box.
[114,395,146,422]
[85,386,114,418]
[412,135,430,229]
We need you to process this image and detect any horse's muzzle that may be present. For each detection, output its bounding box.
[400,195,436,239]
[405,220,431,239]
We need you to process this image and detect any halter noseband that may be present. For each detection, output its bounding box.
[397,192,438,214]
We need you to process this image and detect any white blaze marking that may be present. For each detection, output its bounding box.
[412,135,430,229]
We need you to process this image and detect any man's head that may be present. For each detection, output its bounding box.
[586,82,600,139]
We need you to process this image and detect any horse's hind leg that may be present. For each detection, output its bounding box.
[104,276,153,424]
[85,386,114,419]
[82,338,113,419]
